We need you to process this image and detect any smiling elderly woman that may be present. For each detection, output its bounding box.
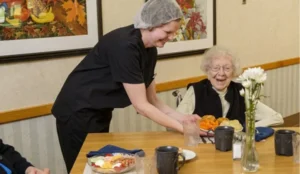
[176,46,284,127]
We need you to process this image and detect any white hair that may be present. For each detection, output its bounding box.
[200,46,241,77]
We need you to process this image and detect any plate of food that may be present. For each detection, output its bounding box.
[87,153,136,174]
[219,120,243,132]
[178,148,196,161]
[199,115,229,133]
[199,115,243,133]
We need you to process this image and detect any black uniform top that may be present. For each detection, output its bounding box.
[52,25,157,122]
[0,139,32,174]
[188,79,246,125]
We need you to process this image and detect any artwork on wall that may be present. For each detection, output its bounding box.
[0,0,102,62]
[147,0,216,59]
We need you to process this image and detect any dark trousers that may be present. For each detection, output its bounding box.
[56,109,113,173]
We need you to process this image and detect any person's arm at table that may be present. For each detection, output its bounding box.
[0,139,50,174]
[146,81,199,123]
[123,82,185,132]
[255,101,284,127]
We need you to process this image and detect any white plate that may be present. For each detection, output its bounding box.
[179,149,196,161]
[200,127,243,134]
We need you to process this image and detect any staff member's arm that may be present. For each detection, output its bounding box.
[145,80,199,123]
[123,83,184,133]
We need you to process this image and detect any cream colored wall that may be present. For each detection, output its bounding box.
[0,0,299,111]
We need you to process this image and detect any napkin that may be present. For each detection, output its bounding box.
[255,127,274,142]
[86,144,145,158]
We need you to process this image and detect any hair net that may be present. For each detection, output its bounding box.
[134,0,183,29]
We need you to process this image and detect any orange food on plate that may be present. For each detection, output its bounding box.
[199,119,219,130]
[202,115,216,121]
[199,115,229,131]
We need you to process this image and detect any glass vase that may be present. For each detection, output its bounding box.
[241,110,259,172]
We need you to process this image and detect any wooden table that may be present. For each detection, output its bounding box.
[71,127,300,174]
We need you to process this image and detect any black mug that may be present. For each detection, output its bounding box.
[214,126,234,152]
[155,146,185,174]
[275,129,295,156]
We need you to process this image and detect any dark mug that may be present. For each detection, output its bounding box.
[275,129,295,156]
[214,126,234,152]
[155,146,185,174]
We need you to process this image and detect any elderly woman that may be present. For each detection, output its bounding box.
[177,46,284,127]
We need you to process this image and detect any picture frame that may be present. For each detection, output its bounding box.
[150,0,217,59]
[0,0,102,63]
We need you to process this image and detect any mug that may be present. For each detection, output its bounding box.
[155,146,185,174]
[214,126,234,152]
[275,129,295,156]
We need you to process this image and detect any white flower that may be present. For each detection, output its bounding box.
[242,80,251,88]
[256,73,267,83]
[238,67,267,110]
[240,89,245,96]
[237,67,266,82]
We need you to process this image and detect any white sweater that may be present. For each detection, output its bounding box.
[176,86,284,127]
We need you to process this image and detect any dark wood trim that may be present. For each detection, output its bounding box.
[277,113,300,127]
[0,104,53,124]
[156,57,300,92]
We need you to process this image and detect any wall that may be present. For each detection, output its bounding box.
[0,0,299,112]
[0,0,299,173]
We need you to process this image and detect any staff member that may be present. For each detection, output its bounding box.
[0,139,50,174]
[52,0,199,172]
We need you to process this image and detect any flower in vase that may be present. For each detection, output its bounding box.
[236,67,267,172]
[236,67,267,109]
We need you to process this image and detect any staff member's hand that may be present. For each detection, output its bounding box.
[25,166,50,174]
[180,114,201,123]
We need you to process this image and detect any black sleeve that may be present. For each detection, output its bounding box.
[0,139,32,173]
[108,42,144,84]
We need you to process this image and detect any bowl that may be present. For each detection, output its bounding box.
[87,153,136,174]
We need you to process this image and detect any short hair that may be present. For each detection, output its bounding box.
[200,46,241,77]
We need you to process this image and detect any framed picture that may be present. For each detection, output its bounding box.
[0,0,102,62]
[148,0,216,59]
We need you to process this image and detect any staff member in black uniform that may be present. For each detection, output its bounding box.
[0,139,50,174]
[52,0,199,172]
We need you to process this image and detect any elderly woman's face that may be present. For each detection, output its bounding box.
[149,21,180,48]
[207,56,234,91]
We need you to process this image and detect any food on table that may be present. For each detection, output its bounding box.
[216,117,229,124]
[199,115,229,131]
[88,153,135,173]
[220,120,243,132]
[202,115,216,121]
